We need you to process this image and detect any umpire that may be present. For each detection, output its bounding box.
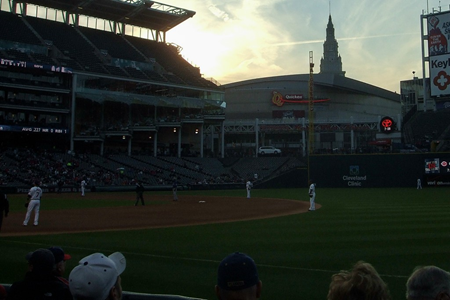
[0,190,9,231]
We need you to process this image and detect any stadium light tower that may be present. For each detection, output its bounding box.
[308,51,315,155]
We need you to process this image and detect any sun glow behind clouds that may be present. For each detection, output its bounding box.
[168,24,227,75]
[166,0,297,84]
[164,0,449,91]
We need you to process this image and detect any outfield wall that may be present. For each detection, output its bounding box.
[309,153,450,188]
[255,168,309,189]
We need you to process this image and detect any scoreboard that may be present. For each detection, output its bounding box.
[0,124,69,134]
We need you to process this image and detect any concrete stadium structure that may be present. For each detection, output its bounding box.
[222,16,401,156]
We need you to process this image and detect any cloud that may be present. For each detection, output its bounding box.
[165,0,443,91]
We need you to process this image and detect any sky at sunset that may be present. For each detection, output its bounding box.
[164,0,450,92]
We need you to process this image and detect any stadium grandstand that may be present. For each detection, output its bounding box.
[0,0,305,190]
[0,0,224,156]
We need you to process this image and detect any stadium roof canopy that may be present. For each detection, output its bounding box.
[15,0,196,31]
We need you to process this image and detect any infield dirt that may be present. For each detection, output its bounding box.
[1,195,318,237]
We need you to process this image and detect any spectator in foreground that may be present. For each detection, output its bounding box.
[215,252,262,300]
[48,246,72,285]
[327,261,391,300]
[8,248,72,299]
[0,284,6,300]
[69,252,126,300]
[406,265,450,300]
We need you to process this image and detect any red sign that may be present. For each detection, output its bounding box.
[380,116,394,133]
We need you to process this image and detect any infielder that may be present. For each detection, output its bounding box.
[308,180,316,211]
[172,178,178,201]
[23,182,43,226]
[135,181,145,206]
[246,179,253,199]
[80,179,87,196]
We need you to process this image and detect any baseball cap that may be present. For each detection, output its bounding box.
[69,252,126,300]
[217,252,259,291]
[26,248,55,275]
[48,246,71,263]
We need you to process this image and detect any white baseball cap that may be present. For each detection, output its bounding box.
[69,252,126,300]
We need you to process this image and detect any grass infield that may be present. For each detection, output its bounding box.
[1,187,449,299]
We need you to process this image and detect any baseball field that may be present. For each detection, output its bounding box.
[1,187,449,299]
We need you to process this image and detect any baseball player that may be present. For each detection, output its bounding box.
[246,179,253,199]
[172,178,178,201]
[308,180,316,211]
[417,178,422,189]
[80,179,87,196]
[23,181,43,226]
[134,181,145,206]
[0,190,9,231]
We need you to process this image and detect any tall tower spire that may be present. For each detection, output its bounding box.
[320,14,345,76]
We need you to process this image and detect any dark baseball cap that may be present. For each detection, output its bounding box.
[217,252,259,291]
[26,248,55,274]
[48,246,71,263]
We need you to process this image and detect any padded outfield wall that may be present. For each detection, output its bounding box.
[309,153,450,188]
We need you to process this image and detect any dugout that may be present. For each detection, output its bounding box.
[309,153,450,188]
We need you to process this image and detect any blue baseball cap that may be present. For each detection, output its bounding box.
[217,252,259,291]
[26,248,55,274]
[48,246,71,263]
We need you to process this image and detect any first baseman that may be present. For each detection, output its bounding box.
[23,181,43,226]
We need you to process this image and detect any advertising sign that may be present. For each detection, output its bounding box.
[427,12,450,96]
[379,116,395,133]
[427,13,450,56]
[429,54,450,95]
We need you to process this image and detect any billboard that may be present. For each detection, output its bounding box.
[427,12,450,96]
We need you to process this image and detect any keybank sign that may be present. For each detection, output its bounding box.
[430,54,450,96]
[343,165,367,186]
[431,57,450,69]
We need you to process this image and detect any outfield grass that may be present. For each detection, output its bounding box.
[1,187,449,299]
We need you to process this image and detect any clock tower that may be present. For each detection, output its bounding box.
[320,15,345,76]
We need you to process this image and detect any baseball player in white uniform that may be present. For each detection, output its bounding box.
[246,180,253,199]
[417,178,422,189]
[81,179,87,196]
[23,182,43,226]
[308,180,316,211]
